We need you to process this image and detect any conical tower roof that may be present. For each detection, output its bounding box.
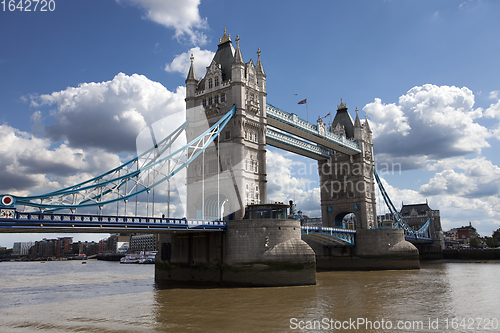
[364,114,372,132]
[255,48,265,75]
[331,99,355,138]
[186,54,197,81]
[233,35,244,64]
[354,107,362,127]
[197,28,235,89]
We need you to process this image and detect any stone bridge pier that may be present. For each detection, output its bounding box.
[155,204,316,287]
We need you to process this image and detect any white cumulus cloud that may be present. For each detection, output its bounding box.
[484,92,500,119]
[366,84,490,170]
[364,98,410,137]
[33,73,186,153]
[421,157,500,198]
[117,0,208,45]
[266,149,321,217]
[165,47,215,78]
[0,124,122,195]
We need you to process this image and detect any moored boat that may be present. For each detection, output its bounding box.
[120,251,157,264]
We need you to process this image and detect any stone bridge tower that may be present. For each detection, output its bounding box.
[318,101,377,230]
[185,29,267,220]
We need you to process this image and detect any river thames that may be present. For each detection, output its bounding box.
[0,260,498,332]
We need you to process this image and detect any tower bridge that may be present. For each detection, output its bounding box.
[0,29,443,286]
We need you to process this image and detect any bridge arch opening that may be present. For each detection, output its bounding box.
[203,194,229,220]
[334,212,357,229]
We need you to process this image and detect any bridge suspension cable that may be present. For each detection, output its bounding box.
[1,106,236,213]
[374,170,431,238]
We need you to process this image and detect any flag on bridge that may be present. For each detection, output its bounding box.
[298,99,307,104]
[323,112,331,118]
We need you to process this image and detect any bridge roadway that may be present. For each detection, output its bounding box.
[265,103,361,159]
[0,208,225,233]
[0,207,431,248]
[0,208,358,246]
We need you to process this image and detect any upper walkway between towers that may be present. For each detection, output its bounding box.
[265,103,361,159]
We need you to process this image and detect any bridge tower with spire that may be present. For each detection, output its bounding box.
[318,100,377,230]
[185,28,268,220]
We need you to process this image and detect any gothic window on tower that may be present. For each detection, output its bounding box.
[202,99,207,107]
[215,95,219,104]
[225,130,231,140]
[208,97,213,105]
[249,74,254,83]
[214,77,219,87]
[221,93,226,103]
[208,79,213,89]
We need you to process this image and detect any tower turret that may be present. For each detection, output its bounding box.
[353,107,362,141]
[231,35,245,112]
[185,54,198,109]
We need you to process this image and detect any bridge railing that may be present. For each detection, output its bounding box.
[323,130,360,152]
[266,104,361,153]
[301,226,357,234]
[301,225,356,245]
[266,128,330,159]
[2,208,226,227]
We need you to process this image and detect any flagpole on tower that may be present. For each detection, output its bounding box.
[306,101,309,123]
[297,98,308,122]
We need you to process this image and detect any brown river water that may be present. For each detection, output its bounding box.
[0,260,498,332]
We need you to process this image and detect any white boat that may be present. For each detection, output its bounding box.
[138,251,157,264]
[120,254,139,264]
[120,251,157,264]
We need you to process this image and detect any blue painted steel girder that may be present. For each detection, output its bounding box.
[266,104,361,155]
[266,127,330,160]
[0,208,226,233]
[405,235,434,244]
[301,226,356,246]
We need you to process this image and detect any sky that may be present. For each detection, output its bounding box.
[1,0,500,247]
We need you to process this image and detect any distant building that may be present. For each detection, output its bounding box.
[99,234,130,253]
[400,201,445,252]
[457,222,479,244]
[492,227,500,242]
[301,217,322,227]
[28,237,73,258]
[377,212,394,228]
[71,241,99,256]
[56,237,73,256]
[12,241,34,256]
[129,234,158,252]
[29,238,57,258]
[444,228,459,248]
[444,228,458,240]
